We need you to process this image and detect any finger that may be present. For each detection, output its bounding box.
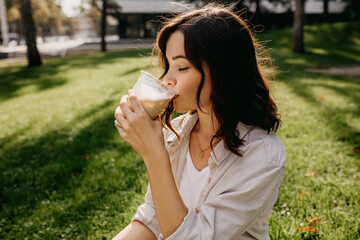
[115,123,126,136]
[114,106,124,119]
[114,106,125,120]
[119,95,134,118]
[114,119,121,128]
[128,89,143,112]
[115,106,129,129]
[126,92,135,112]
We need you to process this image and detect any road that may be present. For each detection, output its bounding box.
[0,38,155,64]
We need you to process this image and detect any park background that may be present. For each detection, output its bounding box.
[0,0,359,239]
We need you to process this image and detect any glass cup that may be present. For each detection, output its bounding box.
[131,70,175,119]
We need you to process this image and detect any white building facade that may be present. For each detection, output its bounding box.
[113,0,194,38]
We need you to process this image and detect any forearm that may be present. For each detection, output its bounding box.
[142,147,188,239]
[112,221,157,240]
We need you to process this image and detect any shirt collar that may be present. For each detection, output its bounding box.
[165,112,199,145]
[210,122,254,166]
[165,113,254,166]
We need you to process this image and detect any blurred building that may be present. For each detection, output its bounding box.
[301,0,350,14]
[112,0,352,38]
[71,14,97,39]
[241,0,352,30]
[114,0,194,38]
[244,0,351,14]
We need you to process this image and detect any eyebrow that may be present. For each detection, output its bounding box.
[172,55,187,60]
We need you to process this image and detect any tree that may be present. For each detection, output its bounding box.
[323,0,329,23]
[80,0,120,52]
[20,0,42,67]
[253,0,262,25]
[31,0,69,37]
[6,0,69,39]
[350,0,359,20]
[292,0,305,53]
[0,0,9,46]
[101,0,107,52]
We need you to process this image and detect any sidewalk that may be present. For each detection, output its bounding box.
[0,38,155,64]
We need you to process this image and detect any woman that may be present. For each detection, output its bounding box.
[113,4,285,240]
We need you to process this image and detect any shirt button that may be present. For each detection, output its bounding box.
[195,208,199,214]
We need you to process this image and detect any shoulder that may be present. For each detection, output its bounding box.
[240,127,286,169]
[210,127,285,195]
[259,132,286,168]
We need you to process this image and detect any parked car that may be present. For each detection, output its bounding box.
[0,33,21,47]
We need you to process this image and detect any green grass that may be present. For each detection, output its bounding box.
[259,21,360,239]
[1,21,359,239]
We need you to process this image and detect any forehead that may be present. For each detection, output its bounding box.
[165,31,185,58]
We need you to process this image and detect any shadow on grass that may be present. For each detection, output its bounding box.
[269,46,360,70]
[259,21,360,68]
[0,49,152,102]
[121,66,145,77]
[278,68,360,152]
[304,21,360,47]
[0,97,147,237]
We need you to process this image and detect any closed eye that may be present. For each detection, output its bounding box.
[179,67,189,71]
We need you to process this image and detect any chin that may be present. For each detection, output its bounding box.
[173,103,186,113]
[173,99,198,113]
[174,104,196,113]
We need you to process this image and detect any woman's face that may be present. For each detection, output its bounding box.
[163,30,212,113]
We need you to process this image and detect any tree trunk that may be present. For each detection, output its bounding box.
[0,0,9,46]
[350,0,359,20]
[101,0,107,52]
[323,0,329,23]
[118,14,127,39]
[20,0,42,67]
[254,0,261,25]
[292,0,305,53]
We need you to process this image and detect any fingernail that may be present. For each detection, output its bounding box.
[128,89,134,95]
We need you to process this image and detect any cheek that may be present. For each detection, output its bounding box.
[199,89,211,106]
[180,76,200,97]
[200,82,213,107]
[188,72,202,95]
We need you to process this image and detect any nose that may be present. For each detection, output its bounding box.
[163,71,176,87]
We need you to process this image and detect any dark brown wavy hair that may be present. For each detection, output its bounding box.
[156,4,281,156]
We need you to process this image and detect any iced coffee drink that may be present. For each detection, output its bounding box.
[132,71,175,119]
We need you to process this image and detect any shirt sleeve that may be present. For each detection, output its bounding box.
[131,127,172,238]
[131,184,161,238]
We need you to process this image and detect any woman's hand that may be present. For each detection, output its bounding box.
[114,89,164,159]
[115,90,188,239]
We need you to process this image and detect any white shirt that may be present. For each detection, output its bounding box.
[179,149,210,208]
[132,112,286,240]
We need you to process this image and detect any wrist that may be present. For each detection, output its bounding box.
[139,133,165,156]
[141,145,169,171]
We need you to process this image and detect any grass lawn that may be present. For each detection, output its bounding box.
[1,21,359,239]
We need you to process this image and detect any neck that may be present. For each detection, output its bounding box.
[195,107,219,138]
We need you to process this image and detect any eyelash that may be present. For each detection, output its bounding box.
[179,67,189,71]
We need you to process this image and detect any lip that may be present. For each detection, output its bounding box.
[172,95,179,100]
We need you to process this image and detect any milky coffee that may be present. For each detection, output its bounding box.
[132,71,175,119]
